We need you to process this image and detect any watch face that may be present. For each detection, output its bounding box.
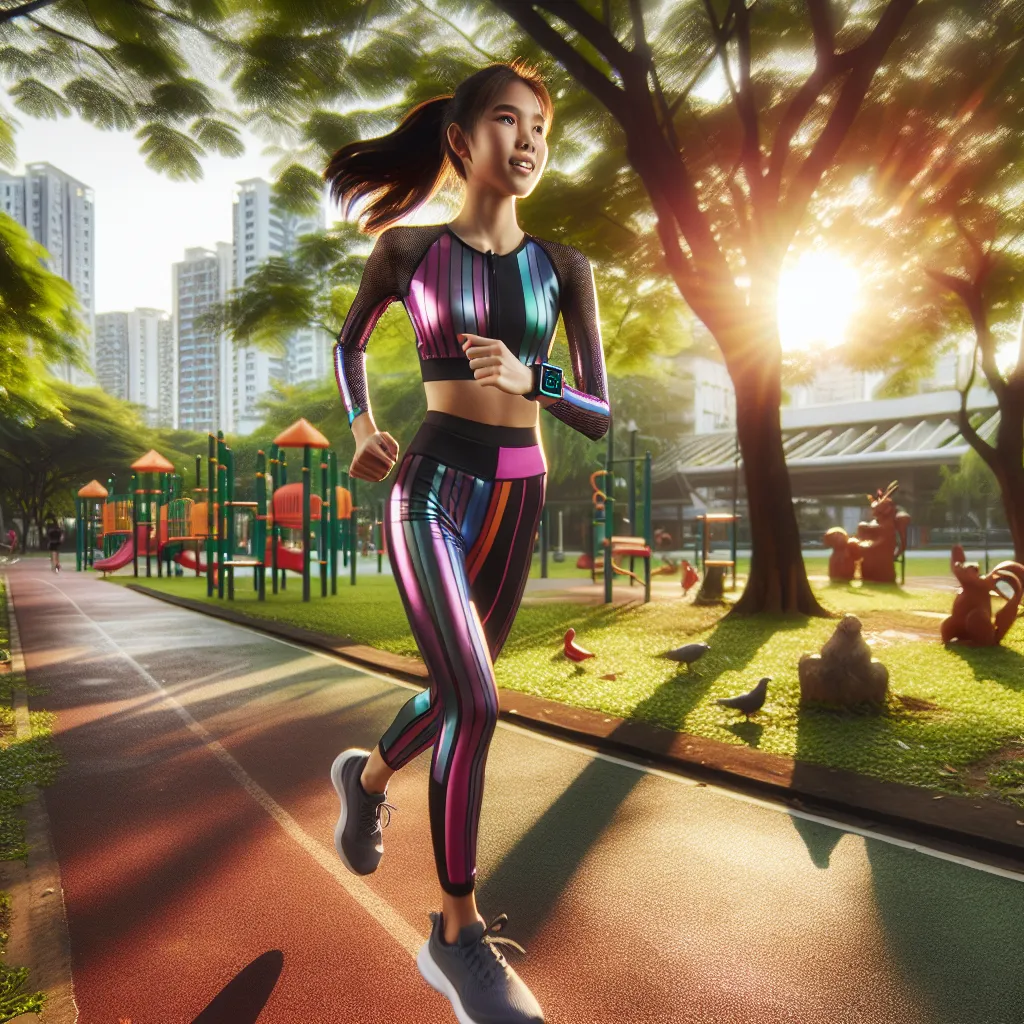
[540,365,563,396]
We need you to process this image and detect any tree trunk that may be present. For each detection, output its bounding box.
[728,358,829,617]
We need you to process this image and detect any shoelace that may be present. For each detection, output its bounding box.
[460,914,526,989]
[359,791,397,836]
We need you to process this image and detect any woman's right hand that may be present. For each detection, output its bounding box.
[349,430,400,482]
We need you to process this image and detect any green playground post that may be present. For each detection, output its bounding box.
[131,470,139,578]
[269,444,279,594]
[302,444,312,601]
[340,468,349,568]
[350,474,358,586]
[256,449,267,600]
[319,458,329,598]
[280,448,288,591]
[207,434,216,598]
[643,451,652,604]
[377,499,384,573]
[217,432,226,599]
[75,497,82,572]
[328,452,338,596]
[226,443,236,600]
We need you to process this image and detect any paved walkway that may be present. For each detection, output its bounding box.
[7,560,1024,1023]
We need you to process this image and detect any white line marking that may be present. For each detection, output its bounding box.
[19,578,426,955]
[36,577,1024,885]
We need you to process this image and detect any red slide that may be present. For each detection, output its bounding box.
[266,541,305,574]
[93,525,149,573]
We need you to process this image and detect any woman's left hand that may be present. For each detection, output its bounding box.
[460,333,533,396]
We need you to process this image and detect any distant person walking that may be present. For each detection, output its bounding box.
[47,521,64,572]
[3,528,15,555]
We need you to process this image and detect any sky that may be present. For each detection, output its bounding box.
[12,114,334,314]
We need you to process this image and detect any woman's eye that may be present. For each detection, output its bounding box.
[499,114,515,125]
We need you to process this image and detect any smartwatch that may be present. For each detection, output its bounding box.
[526,362,564,401]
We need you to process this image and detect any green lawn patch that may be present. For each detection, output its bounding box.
[109,563,1024,811]
[0,578,61,1020]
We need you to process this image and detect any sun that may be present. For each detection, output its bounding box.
[777,250,861,353]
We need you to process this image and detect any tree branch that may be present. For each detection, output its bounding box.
[412,0,498,61]
[807,0,836,60]
[627,0,680,154]
[731,0,763,208]
[781,0,919,245]
[0,0,59,25]
[927,265,1006,402]
[534,0,640,78]
[956,344,998,471]
[493,2,629,120]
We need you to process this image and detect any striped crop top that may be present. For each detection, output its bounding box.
[333,223,610,441]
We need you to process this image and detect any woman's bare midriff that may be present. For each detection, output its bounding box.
[423,379,542,429]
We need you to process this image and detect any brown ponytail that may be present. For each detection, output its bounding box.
[324,59,553,235]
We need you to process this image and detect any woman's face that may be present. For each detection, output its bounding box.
[452,79,549,198]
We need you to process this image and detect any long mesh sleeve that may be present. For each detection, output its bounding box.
[333,228,401,427]
[546,246,610,441]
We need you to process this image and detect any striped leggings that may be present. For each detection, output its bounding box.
[378,411,546,896]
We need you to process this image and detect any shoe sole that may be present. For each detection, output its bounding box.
[417,940,479,1024]
[329,748,371,875]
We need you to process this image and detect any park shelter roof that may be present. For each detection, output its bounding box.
[651,390,1000,499]
[131,450,176,473]
[77,480,109,499]
[274,418,329,449]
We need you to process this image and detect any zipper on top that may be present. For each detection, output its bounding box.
[487,250,499,339]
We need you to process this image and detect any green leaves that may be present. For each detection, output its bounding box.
[192,115,244,157]
[9,78,71,119]
[272,163,324,215]
[0,213,86,425]
[135,121,204,180]
[63,77,135,130]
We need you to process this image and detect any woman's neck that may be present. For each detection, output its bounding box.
[448,195,522,256]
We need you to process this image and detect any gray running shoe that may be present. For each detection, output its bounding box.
[330,748,396,875]
[417,911,544,1024]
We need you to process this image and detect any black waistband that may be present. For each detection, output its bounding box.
[421,411,538,448]
[407,412,540,479]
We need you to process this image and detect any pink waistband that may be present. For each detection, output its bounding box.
[495,444,547,479]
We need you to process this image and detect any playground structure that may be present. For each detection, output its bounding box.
[575,416,655,604]
[825,480,911,584]
[941,545,1024,647]
[76,419,366,603]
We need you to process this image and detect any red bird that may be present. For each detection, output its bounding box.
[564,627,595,662]
[681,561,699,594]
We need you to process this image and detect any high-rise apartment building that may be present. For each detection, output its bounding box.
[95,309,175,427]
[231,178,325,434]
[173,244,233,433]
[0,162,95,386]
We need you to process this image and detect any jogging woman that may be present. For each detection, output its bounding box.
[326,60,610,1024]
[47,520,63,572]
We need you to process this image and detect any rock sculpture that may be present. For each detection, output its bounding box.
[941,545,1024,646]
[825,481,910,583]
[798,614,889,707]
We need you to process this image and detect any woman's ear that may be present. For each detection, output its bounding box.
[447,122,470,163]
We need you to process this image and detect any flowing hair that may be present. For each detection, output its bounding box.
[324,59,553,235]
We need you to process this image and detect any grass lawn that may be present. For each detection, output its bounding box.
[109,559,1024,812]
[0,578,62,1020]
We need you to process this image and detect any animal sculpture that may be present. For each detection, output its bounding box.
[826,481,911,583]
[941,545,1024,647]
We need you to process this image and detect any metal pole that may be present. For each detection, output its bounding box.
[644,451,652,603]
[329,452,338,596]
[302,445,311,601]
[540,504,548,578]
[350,475,358,586]
[320,459,329,597]
[628,421,637,585]
[207,434,215,597]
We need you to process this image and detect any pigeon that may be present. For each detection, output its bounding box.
[715,677,770,720]
[665,641,710,665]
